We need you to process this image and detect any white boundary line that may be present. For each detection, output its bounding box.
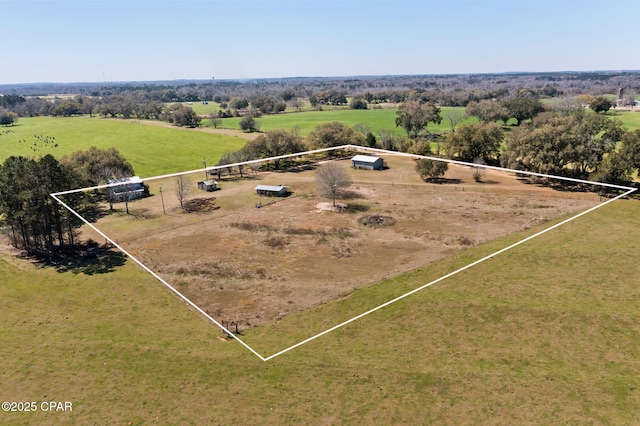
[51,145,637,361]
[50,193,267,361]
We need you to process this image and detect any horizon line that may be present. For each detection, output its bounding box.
[3,69,640,87]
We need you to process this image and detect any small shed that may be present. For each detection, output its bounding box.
[352,155,384,170]
[255,184,288,197]
[198,179,218,192]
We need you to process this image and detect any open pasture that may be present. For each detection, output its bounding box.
[213,106,474,137]
[609,108,640,131]
[0,117,246,177]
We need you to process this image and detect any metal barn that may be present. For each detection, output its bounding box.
[255,184,288,197]
[351,155,384,170]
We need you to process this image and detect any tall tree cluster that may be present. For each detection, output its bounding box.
[444,122,504,163]
[0,147,138,257]
[218,129,305,172]
[501,110,627,179]
[395,100,442,138]
[0,155,84,255]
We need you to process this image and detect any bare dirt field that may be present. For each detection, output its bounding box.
[89,155,600,329]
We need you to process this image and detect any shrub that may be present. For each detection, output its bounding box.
[239,115,260,133]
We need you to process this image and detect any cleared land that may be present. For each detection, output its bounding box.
[89,155,600,338]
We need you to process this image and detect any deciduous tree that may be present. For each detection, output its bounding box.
[236,129,305,169]
[445,109,465,132]
[239,115,260,133]
[465,100,509,124]
[444,122,504,163]
[501,111,622,177]
[307,122,365,149]
[175,175,192,212]
[500,96,545,125]
[315,162,352,206]
[0,111,16,126]
[415,158,448,181]
[349,97,368,110]
[62,146,135,186]
[229,96,249,110]
[589,96,613,114]
[395,100,442,138]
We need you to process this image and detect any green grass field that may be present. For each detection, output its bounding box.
[1,197,639,424]
[179,101,223,115]
[213,107,475,137]
[2,108,638,182]
[213,106,640,137]
[609,109,640,131]
[0,117,246,178]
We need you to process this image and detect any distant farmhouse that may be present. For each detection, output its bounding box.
[107,176,145,201]
[351,154,383,170]
[255,184,288,197]
[198,179,218,192]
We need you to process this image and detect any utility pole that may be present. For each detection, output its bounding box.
[203,157,208,180]
[159,186,166,215]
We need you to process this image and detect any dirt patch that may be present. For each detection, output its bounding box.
[315,202,347,212]
[183,197,220,213]
[358,214,396,228]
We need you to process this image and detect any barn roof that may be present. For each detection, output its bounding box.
[255,184,287,192]
[108,176,143,185]
[352,154,381,163]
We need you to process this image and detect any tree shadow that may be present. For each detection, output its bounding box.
[281,163,319,173]
[340,190,366,200]
[216,174,261,182]
[33,243,127,275]
[345,202,371,213]
[54,245,127,275]
[426,177,463,184]
[75,203,110,222]
[128,208,160,220]
[518,176,595,193]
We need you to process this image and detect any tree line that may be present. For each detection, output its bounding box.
[0,147,137,258]
[2,71,638,125]
[3,70,638,104]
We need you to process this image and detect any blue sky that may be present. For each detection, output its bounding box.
[2,0,639,84]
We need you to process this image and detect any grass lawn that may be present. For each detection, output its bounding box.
[608,109,640,131]
[178,101,223,115]
[0,117,247,178]
[1,197,639,424]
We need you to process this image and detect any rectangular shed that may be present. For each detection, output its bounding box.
[352,155,384,170]
[198,179,218,192]
[255,184,288,197]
